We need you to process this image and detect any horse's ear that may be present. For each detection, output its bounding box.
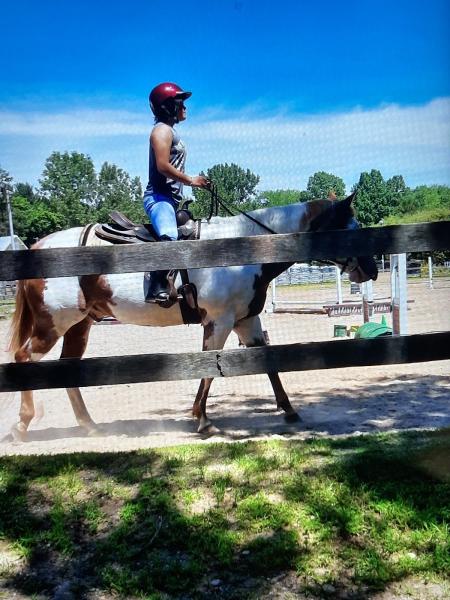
[342,191,357,206]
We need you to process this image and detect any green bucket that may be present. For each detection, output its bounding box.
[334,324,347,337]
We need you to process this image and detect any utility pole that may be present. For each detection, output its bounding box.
[1,185,16,250]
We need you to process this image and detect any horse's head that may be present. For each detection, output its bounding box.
[308,192,378,283]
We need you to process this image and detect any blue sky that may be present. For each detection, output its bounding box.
[1,0,449,193]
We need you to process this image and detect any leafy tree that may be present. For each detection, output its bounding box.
[191,163,260,218]
[95,162,144,223]
[11,195,64,246]
[39,151,97,227]
[386,175,408,214]
[397,185,449,215]
[257,189,305,207]
[383,184,450,262]
[352,169,389,226]
[14,182,36,203]
[306,171,346,200]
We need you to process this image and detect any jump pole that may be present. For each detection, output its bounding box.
[269,266,344,313]
[335,266,343,304]
[428,256,433,289]
[391,253,408,335]
[362,279,374,323]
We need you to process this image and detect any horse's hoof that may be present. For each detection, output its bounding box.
[198,424,222,436]
[83,423,102,437]
[284,412,301,423]
[11,424,28,442]
[87,428,102,437]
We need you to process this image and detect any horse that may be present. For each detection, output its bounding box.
[8,193,378,441]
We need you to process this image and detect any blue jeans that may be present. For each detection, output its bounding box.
[143,194,178,241]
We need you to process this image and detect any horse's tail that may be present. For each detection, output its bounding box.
[8,280,33,356]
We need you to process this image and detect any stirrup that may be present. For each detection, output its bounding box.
[145,291,183,306]
[145,291,168,304]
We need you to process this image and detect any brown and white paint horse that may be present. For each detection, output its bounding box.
[8,194,377,440]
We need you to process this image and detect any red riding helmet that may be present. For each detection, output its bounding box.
[149,82,192,119]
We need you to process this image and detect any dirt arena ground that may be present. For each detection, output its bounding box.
[1,274,449,456]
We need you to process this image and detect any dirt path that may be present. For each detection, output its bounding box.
[1,275,449,456]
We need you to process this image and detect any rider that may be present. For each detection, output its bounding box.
[143,82,210,303]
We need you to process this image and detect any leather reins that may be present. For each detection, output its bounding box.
[207,183,278,235]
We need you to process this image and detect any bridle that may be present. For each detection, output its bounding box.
[206,184,358,275]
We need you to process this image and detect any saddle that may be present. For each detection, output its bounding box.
[94,209,202,320]
[94,209,201,244]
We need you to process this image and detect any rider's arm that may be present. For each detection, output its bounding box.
[151,125,207,188]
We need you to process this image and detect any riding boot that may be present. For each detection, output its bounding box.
[144,269,170,303]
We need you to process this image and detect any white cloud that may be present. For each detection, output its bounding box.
[0,98,449,191]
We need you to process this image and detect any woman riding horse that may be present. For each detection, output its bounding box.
[143,82,210,302]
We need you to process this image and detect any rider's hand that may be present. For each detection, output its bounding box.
[190,175,211,189]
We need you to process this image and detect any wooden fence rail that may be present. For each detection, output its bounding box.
[1,332,449,393]
[1,221,449,281]
[1,221,449,394]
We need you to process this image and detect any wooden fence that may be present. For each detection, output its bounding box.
[0,221,449,394]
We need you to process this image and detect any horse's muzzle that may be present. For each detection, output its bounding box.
[354,256,378,282]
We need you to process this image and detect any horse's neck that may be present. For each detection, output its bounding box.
[201,202,314,240]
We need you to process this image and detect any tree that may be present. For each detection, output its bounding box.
[95,162,144,223]
[306,171,346,200]
[397,184,448,216]
[352,169,389,226]
[11,195,64,246]
[191,163,260,218]
[15,182,36,203]
[39,151,97,227]
[386,175,408,215]
[257,189,305,207]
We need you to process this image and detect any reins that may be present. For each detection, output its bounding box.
[207,183,278,235]
[205,185,356,275]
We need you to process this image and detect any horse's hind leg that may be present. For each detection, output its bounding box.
[233,316,300,423]
[60,317,99,436]
[12,328,60,441]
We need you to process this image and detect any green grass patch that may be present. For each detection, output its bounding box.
[0,432,449,598]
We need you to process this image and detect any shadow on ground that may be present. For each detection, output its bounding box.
[0,429,449,599]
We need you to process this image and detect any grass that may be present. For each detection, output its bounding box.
[0,432,449,598]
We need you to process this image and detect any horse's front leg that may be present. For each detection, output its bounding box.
[12,328,59,441]
[192,377,216,434]
[233,316,300,423]
[192,316,233,434]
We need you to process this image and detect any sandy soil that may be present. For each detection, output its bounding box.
[1,274,449,456]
